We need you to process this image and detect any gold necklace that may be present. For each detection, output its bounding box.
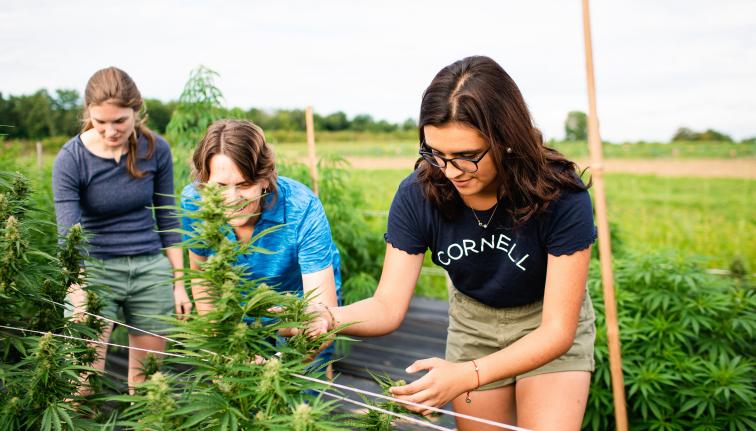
[470,201,499,229]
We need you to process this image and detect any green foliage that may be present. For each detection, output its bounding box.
[115,183,353,430]
[144,98,177,134]
[347,372,436,430]
[585,253,755,431]
[165,66,226,149]
[0,89,81,140]
[0,170,111,430]
[565,110,588,141]
[1,82,410,143]
[673,127,734,142]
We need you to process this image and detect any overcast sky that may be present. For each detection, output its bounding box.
[2,0,754,142]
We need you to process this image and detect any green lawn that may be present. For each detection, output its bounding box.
[270,137,756,160]
[350,168,755,273]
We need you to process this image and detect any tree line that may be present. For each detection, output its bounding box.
[564,110,753,143]
[2,89,750,143]
[0,89,417,140]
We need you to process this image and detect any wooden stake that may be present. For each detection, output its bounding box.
[305,106,319,196]
[36,142,43,170]
[581,1,629,430]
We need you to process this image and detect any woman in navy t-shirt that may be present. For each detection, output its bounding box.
[309,56,597,430]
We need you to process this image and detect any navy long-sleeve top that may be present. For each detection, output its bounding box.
[52,132,181,259]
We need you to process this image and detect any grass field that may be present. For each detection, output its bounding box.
[349,168,755,270]
[6,133,755,160]
[4,137,754,300]
[270,136,756,159]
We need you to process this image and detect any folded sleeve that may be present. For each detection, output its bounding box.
[544,189,597,256]
[384,177,429,255]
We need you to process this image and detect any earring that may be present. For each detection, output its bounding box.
[263,187,269,194]
[506,147,512,154]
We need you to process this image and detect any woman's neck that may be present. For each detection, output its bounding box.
[233,215,261,243]
[81,129,128,162]
[461,180,503,211]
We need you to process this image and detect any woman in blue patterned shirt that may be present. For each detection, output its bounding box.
[181,119,341,363]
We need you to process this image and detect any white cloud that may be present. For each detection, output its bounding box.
[1,0,754,141]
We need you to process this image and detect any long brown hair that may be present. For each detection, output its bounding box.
[417,55,590,226]
[81,67,155,178]
[191,119,278,206]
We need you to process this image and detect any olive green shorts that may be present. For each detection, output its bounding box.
[445,286,596,390]
[66,253,175,334]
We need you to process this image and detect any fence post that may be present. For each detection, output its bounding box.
[305,106,319,196]
[36,142,43,170]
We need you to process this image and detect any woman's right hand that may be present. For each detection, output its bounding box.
[305,302,336,338]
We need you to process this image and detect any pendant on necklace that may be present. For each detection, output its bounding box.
[478,222,487,228]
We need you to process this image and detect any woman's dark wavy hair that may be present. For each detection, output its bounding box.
[416,55,590,226]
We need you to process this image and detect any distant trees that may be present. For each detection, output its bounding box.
[672,127,734,142]
[564,110,588,141]
[144,98,177,134]
[0,85,414,140]
[0,89,81,139]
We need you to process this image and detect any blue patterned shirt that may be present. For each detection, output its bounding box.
[181,176,342,299]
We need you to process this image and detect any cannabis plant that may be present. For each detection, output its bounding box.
[0,170,110,430]
[112,183,352,430]
[166,65,225,151]
[585,253,755,431]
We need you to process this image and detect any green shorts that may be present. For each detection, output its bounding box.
[445,286,596,390]
[66,253,175,334]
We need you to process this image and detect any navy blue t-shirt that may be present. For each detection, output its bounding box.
[385,172,596,308]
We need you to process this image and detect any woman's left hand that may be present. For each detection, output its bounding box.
[173,280,193,320]
[389,357,474,415]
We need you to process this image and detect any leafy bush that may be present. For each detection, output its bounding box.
[585,253,755,431]
[0,171,112,430]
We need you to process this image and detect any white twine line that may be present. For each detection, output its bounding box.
[0,324,184,358]
[32,296,219,358]
[1,324,450,431]
[9,300,530,431]
[317,390,454,431]
[294,373,531,431]
[34,296,181,344]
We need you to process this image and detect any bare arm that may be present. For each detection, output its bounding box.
[165,246,191,318]
[188,250,212,315]
[329,244,425,336]
[302,266,339,308]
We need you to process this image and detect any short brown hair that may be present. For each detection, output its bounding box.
[82,67,156,178]
[192,119,278,205]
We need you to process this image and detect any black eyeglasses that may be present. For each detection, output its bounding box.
[419,143,491,173]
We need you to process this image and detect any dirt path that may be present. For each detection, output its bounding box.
[343,157,756,179]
